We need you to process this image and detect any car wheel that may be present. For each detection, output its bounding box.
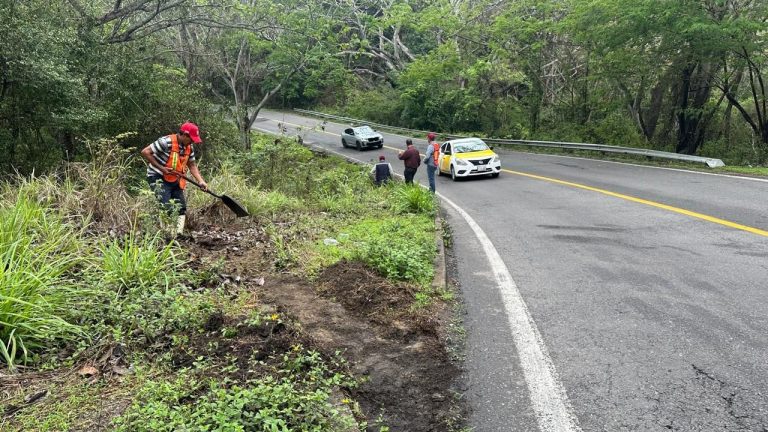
[341,138,347,148]
[378,144,383,149]
[356,140,362,151]
[492,172,500,178]
[450,165,458,181]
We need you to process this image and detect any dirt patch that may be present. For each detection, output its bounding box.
[181,222,272,280]
[183,218,465,431]
[184,218,465,431]
[261,268,463,431]
[171,308,298,381]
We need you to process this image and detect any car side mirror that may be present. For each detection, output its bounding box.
[490,146,494,150]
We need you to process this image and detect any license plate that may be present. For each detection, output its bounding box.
[475,166,488,172]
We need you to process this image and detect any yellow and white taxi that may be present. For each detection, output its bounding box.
[437,138,501,180]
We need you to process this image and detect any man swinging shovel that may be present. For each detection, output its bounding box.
[141,122,248,235]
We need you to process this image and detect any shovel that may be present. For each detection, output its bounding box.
[180,174,250,217]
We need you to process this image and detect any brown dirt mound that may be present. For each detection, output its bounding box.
[262,266,463,431]
[318,261,415,315]
[317,260,441,340]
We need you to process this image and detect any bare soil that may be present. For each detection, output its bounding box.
[184,217,466,431]
[265,267,461,431]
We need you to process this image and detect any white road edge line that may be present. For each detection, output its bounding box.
[438,194,582,432]
[254,124,582,432]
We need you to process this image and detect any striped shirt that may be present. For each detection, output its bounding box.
[146,135,196,177]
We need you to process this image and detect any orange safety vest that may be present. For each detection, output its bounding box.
[430,142,440,166]
[163,134,191,189]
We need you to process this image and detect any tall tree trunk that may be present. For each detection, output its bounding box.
[644,76,668,142]
[525,64,543,133]
[580,54,590,124]
[59,130,76,161]
[720,68,743,144]
[675,62,714,155]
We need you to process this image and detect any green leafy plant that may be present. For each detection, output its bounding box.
[312,217,436,286]
[113,350,359,432]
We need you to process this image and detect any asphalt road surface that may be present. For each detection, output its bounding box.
[253,110,768,432]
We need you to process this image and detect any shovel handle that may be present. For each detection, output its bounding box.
[177,173,221,199]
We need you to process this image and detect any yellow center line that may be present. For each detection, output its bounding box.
[266,117,767,238]
[503,168,768,238]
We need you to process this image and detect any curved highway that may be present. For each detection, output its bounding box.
[254,110,768,432]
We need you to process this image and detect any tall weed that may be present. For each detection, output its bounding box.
[0,197,88,369]
[98,233,177,294]
[64,134,146,227]
[391,184,437,215]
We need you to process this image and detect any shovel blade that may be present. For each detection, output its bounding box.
[221,194,249,217]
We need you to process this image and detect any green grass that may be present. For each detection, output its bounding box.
[98,233,178,294]
[307,216,436,286]
[113,350,359,432]
[391,184,437,216]
[7,379,134,432]
[0,196,89,369]
[715,165,768,176]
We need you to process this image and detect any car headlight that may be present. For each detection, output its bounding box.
[492,156,500,163]
[455,159,470,166]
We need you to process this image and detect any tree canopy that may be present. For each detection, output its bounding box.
[3,0,768,173]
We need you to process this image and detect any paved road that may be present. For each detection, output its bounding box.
[254,110,768,432]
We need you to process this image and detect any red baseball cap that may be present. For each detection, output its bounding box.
[427,132,436,140]
[180,122,202,143]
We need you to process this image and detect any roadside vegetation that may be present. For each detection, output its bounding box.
[0,131,449,431]
[4,0,767,182]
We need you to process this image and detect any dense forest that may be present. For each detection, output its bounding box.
[2,0,768,174]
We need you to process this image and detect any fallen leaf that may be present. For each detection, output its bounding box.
[255,277,265,286]
[78,365,99,377]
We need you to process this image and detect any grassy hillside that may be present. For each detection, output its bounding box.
[0,133,463,431]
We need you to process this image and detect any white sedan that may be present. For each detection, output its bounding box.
[437,138,501,180]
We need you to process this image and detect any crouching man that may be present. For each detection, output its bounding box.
[370,155,393,186]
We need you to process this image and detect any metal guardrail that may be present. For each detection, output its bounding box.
[293,109,725,168]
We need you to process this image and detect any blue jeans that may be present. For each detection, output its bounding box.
[426,165,436,193]
[148,175,186,215]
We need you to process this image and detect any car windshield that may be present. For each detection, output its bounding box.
[354,126,374,134]
[454,141,489,153]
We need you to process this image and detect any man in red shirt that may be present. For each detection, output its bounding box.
[397,139,420,184]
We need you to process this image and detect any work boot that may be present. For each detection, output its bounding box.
[176,215,186,235]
